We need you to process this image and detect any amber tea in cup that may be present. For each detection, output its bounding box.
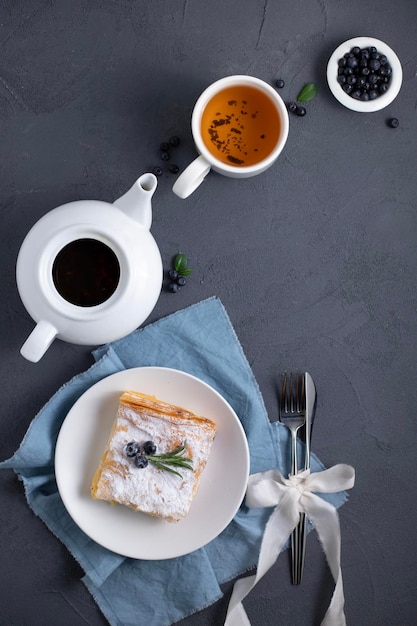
[200,84,281,167]
[172,75,289,199]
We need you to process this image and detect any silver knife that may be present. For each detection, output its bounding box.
[296,371,316,583]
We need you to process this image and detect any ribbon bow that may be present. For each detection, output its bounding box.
[225,464,355,626]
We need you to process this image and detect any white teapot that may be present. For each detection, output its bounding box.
[16,173,163,363]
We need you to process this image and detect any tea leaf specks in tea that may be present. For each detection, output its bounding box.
[200,85,281,167]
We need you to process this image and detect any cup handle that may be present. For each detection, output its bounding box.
[172,155,211,199]
[20,320,58,363]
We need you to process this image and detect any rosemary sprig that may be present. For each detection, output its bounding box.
[147,443,193,478]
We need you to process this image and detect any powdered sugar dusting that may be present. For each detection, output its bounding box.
[92,395,216,522]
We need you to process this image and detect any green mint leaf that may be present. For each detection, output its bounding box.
[297,82,317,102]
[174,253,189,273]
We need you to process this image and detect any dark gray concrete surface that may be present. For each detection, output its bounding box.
[1,1,417,625]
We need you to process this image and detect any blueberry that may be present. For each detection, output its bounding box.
[360,92,370,101]
[125,441,140,457]
[169,136,180,147]
[169,164,180,174]
[160,142,170,152]
[296,105,306,116]
[387,117,399,128]
[168,282,180,293]
[346,56,358,69]
[287,102,297,113]
[161,151,170,161]
[379,83,389,94]
[168,269,179,280]
[368,90,378,100]
[176,276,186,287]
[143,440,157,455]
[134,454,149,468]
[275,78,285,88]
[152,166,163,177]
[351,46,361,55]
[368,58,380,71]
[342,83,353,94]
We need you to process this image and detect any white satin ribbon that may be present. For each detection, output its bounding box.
[225,464,355,626]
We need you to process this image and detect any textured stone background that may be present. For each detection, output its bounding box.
[1,1,416,624]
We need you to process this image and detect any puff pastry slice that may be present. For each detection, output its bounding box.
[91,390,216,522]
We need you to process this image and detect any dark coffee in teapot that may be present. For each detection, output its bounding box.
[52,238,120,307]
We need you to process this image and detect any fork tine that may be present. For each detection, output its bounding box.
[281,371,306,416]
[295,373,300,412]
[280,372,287,413]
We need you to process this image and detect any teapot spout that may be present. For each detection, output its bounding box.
[113,173,157,230]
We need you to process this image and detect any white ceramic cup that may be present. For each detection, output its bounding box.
[172,75,289,199]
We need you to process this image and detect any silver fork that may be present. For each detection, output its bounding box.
[279,372,306,584]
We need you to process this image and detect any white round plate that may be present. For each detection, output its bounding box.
[55,367,250,560]
[327,36,402,112]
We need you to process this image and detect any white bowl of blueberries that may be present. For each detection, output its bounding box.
[327,36,402,112]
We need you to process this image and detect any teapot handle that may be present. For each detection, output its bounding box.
[20,320,58,363]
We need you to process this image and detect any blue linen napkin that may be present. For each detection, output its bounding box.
[1,297,347,626]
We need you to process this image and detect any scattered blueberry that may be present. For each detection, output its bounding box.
[169,135,180,147]
[337,46,393,101]
[134,454,149,469]
[287,102,297,113]
[168,282,180,293]
[143,440,157,455]
[275,79,285,89]
[296,105,306,116]
[177,276,186,287]
[125,441,140,457]
[387,117,399,128]
[156,136,181,175]
[168,269,179,280]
